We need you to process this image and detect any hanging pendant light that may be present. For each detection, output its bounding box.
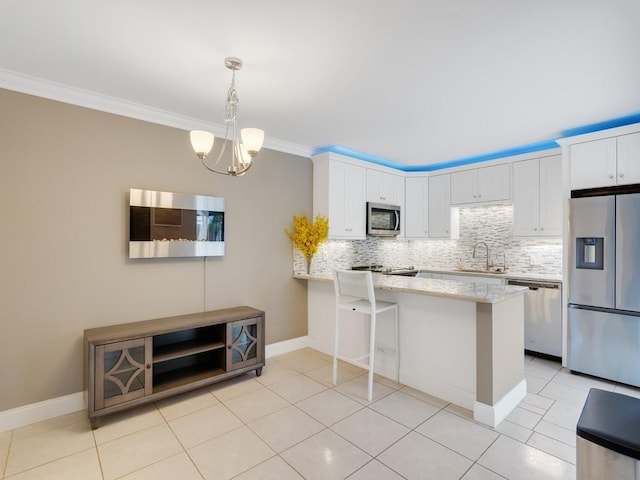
[190,57,265,176]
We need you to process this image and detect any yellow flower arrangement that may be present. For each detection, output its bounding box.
[285,214,329,274]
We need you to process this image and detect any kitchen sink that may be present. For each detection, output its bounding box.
[456,268,508,275]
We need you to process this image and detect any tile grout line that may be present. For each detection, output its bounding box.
[8,350,639,479]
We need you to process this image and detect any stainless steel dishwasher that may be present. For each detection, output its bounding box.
[507,279,562,359]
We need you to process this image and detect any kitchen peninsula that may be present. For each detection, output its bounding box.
[297,272,529,427]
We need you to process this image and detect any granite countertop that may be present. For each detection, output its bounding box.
[294,272,529,304]
[416,267,563,283]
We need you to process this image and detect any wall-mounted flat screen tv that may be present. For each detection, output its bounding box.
[129,188,224,258]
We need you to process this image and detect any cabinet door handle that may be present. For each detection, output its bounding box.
[146,364,151,369]
[227,345,232,350]
[620,173,625,178]
[609,175,615,179]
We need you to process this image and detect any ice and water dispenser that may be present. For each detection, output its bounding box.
[576,237,604,270]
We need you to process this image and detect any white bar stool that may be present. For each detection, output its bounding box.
[332,270,399,401]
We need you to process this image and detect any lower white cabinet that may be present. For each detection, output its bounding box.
[513,155,562,237]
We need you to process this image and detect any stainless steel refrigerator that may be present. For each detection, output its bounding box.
[568,193,640,387]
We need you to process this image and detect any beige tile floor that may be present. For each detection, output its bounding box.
[1,348,639,479]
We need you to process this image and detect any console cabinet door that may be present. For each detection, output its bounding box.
[227,317,264,371]
[94,337,152,410]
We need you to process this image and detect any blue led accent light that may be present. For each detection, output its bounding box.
[311,145,410,170]
[559,112,640,138]
[313,140,560,172]
[313,113,640,173]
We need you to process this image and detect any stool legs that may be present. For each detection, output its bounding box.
[332,304,398,402]
[367,312,376,402]
[332,304,339,386]
[394,305,400,383]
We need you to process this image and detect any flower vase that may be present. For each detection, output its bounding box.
[306,256,312,275]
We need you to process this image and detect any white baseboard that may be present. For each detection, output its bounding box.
[0,391,86,434]
[0,336,311,434]
[474,379,527,428]
[265,335,311,357]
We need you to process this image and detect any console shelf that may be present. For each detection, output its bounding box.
[153,339,226,364]
[153,366,226,393]
[85,306,264,428]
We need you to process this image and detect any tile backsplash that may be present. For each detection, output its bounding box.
[294,204,562,276]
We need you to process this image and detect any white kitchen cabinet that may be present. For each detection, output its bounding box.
[404,177,429,238]
[618,132,640,185]
[570,132,640,190]
[513,155,562,237]
[366,169,403,205]
[313,155,366,239]
[450,164,510,204]
[538,155,563,235]
[428,174,452,238]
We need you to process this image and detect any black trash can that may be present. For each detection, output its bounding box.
[576,388,640,479]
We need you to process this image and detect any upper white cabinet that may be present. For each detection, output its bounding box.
[570,132,640,190]
[366,169,403,205]
[513,155,562,237]
[404,177,429,238]
[428,174,452,238]
[539,155,563,236]
[450,164,510,205]
[313,155,366,239]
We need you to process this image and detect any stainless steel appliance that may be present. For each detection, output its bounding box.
[568,193,640,386]
[507,279,562,358]
[367,202,401,236]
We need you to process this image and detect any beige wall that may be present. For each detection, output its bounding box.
[0,89,312,411]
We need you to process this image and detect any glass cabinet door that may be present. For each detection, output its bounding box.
[226,317,262,371]
[95,337,152,409]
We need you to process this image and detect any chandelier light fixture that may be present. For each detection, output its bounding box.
[190,57,265,176]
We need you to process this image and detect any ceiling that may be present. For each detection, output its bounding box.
[1,0,639,168]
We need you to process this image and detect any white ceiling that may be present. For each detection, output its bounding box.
[1,0,639,167]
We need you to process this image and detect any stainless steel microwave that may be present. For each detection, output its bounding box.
[367,202,401,236]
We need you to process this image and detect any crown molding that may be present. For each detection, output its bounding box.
[0,68,313,159]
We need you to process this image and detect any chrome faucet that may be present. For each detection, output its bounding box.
[472,242,490,271]
[496,251,508,272]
